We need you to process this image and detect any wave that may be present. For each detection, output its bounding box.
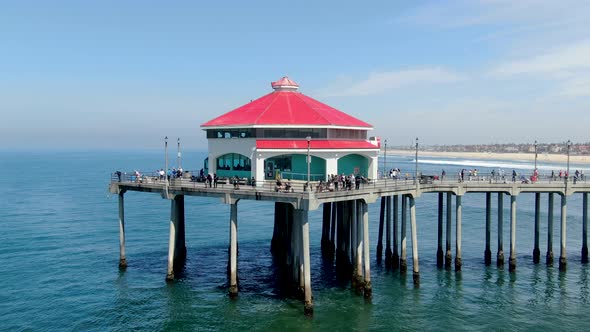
[414,158,590,171]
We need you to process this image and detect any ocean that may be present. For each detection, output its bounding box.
[1,150,589,331]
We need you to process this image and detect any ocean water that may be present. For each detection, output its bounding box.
[1,150,589,331]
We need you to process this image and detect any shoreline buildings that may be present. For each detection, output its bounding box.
[200,77,380,184]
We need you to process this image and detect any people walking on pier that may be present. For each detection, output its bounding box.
[512,170,517,182]
[213,173,218,188]
[206,173,212,188]
[441,169,446,181]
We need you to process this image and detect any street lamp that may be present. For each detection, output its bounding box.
[566,140,572,183]
[415,137,419,184]
[165,136,169,193]
[384,139,388,180]
[177,138,181,169]
[534,140,538,171]
[306,136,311,191]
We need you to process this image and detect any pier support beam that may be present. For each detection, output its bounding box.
[321,203,332,259]
[362,201,372,298]
[410,196,420,285]
[455,195,462,272]
[437,193,444,268]
[330,202,337,261]
[376,197,385,265]
[392,195,400,270]
[559,194,567,272]
[509,195,517,272]
[533,193,541,264]
[400,195,408,274]
[582,193,588,263]
[352,201,362,292]
[485,192,492,266]
[297,208,313,315]
[166,195,185,281]
[497,193,505,267]
[547,193,554,266]
[118,191,127,269]
[229,202,238,297]
[445,193,452,269]
[385,196,392,268]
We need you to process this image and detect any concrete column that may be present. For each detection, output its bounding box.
[376,197,385,265]
[497,193,505,267]
[445,192,453,269]
[351,200,358,289]
[292,209,302,291]
[392,195,400,270]
[400,195,408,273]
[559,194,567,272]
[118,192,127,269]
[362,201,372,298]
[229,202,238,297]
[455,195,462,272]
[410,196,420,285]
[485,192,492,266]
[547,193,554,266]
[330,202,337,259]
[300,209,313,315]
[509,195,517,272]
[336,201,345,273]
[385,196,392,268]
[355,200,363,292]
[271,203,284,255]
[437,192,444,268]
[321,203,332,259]
[583,193,588,263]
[166,198,178,281]
[533,193,541,264]
[176,196,186,263]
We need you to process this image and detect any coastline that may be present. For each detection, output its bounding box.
[386,149,590,165]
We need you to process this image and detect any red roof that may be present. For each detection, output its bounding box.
[256,140,378,150]
[201,77,372,128]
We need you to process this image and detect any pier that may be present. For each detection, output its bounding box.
[110,173,590,315]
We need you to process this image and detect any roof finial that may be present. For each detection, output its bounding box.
[271,76,299,91]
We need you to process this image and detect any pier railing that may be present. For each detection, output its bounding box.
[110,170,587,196]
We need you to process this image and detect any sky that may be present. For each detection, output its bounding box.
[1,0,589,150]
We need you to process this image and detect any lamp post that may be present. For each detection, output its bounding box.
[534,140,538,171]
[306,136,311,191]
[177,138,181,169]
[566,140,572,183]
[384,139,388,180]
[165,136,169,194]
[415,137,419,184]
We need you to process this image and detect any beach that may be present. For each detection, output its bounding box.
[386,149,590,164]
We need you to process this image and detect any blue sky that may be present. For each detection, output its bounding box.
[1,0,589,149]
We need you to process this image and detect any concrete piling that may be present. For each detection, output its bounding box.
[455,195,462,272]
[229,202,238,297]
[559,194,567,272]
[299,208,313,316]
[509,195,517,272]
[321,203,332,259]
[330,202,337,260]
[445,192,452,269]
[385,196,392,268]
[392,195,400,270]
[497,193,505,267]
[583,193,588,264]
[355,200,364,293]
[362,201,372,298]
[400,195,408,274]
[410,196,420,286]
[437,193,444,268]
[485,192,492,266]
[118,191,127,269]
[376,197,385,265]
[166,198,178,281]
[547,193,554,266]
[533,193,541,264]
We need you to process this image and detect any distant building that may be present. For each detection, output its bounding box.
[201,77,380,184]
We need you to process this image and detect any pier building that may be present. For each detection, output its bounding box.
[200,77,380,183]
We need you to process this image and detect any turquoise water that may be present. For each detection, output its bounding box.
[1,150,589,331]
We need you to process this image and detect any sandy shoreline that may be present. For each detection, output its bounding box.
[386,149,590,165]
